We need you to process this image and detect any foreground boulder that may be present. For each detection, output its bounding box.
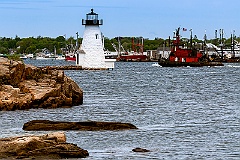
[0,132,89,159]
[23,120,138,131]
[0,57,83,111]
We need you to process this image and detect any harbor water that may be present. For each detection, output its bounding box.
[1,60,240,159]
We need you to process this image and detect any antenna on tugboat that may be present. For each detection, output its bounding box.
[190,29,193,49]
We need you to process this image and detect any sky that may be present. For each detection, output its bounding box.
[0,0,240,40]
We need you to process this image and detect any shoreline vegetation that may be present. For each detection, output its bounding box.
[1,35,240,57]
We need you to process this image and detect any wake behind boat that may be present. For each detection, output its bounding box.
[152,62,161,67]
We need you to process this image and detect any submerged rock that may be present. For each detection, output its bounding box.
[0,132,89,159]
[23,120,138,131]
[132,147,151,152]
[0,57,83,111]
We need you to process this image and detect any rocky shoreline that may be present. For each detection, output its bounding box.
[0,57,83,111]
[0,57,146,159]
[0,132,89,159]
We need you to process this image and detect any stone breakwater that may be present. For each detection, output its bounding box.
[38,65,108,71]
[0,57,83,111]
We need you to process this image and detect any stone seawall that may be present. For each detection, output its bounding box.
[0,57,83,111]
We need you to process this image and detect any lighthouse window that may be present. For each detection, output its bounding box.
[95,34,99,39]
[87,15,98,20]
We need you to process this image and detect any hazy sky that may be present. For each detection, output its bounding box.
[0,0,239,40]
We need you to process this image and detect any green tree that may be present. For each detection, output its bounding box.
[0,47,8,54]
[56,36,65,42]
[25,45,37,54]
[104,38,114,51]
[16,37,37,53]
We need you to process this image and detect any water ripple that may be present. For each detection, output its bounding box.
[0,60,239,159]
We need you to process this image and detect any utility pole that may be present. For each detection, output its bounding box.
[232,30,235,58]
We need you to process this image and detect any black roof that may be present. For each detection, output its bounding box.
[87,9,98,15]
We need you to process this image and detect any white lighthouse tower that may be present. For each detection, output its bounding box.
[76,9,115,69]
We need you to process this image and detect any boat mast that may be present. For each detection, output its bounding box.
[215,30,218,46]
[76,32,79,51]
[204,30,207,55]
[219,29,224,60]
[118,37,121,55]
[132,37,135,52]
[231,30,235,58]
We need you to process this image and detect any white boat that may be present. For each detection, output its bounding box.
[20,54,27,59]
[104,51,118,59]
[26,54,34,59]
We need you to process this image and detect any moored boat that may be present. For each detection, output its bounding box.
[117,37,148,62]
[20,54,28,60]
[65,53,76,61]
[118,53,148,62]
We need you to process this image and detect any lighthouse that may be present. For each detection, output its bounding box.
[76,9,115,69]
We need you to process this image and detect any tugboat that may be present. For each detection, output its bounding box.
[158,28,224,67]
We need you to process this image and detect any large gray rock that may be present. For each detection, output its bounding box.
[0,57,83,111]
[0,132,89,159]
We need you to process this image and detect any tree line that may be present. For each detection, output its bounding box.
[0,35,239,55]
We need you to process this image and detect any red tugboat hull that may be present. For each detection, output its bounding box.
[158,60,224,67]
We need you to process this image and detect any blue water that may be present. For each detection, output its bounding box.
[1,59,240,159]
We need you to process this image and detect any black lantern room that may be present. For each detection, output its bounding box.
[82,9,103,25]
